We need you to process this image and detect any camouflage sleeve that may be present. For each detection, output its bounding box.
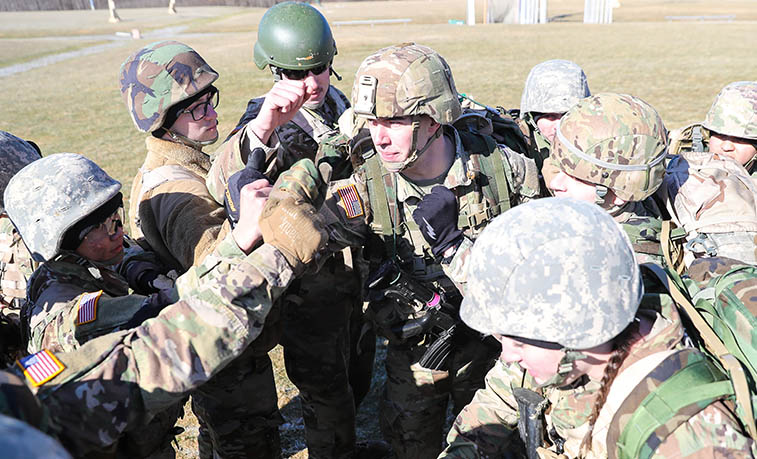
[320,174,372,252]
[440,360,526,458]
[21,242,293,456]
[652,401,757,458]
[207,120,280,205]
[143,176,230,271]
[440,236,474,292]
[500,145,541,204]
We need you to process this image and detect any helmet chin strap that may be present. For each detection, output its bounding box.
[536,349,587,389]
[381,120,442,173]
[165,129,218,151]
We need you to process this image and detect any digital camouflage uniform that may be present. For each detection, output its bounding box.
[515,59,590,190]
[441,198,756,458]
[120,40,282,458]
[549,93,669,265]
[0,131,41,367]
[0,411,70,459]
[309,44,539,458]
[205,3,370,456]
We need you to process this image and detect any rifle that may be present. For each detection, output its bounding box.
[366,260,458,370]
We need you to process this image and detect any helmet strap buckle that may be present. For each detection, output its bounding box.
[594,185,608,205]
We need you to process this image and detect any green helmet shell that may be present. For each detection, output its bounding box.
[253,2,336,71]
[460,197,642,349]
[702,81,757,140]
[0,131,42,214]
[4,153,121,262]
[119,40,218,133]
[552,93,668,202]
[351,43,462,125]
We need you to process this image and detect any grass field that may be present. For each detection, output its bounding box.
[1,1,756,457]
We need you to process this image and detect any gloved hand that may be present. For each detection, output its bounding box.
[224,148,270,228]
[412,186,463,259]
[258,159,328,275]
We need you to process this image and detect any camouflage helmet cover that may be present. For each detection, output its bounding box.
[351,43,462,125]
[119,40,218,133]
[0,414,71,459]
[0,131,41,213]
[460,197,642,349]
[253,1,337,71]
[520,59,591,116]
[552,93,668,201]
[4,153,121,262]
[702,81,757,140]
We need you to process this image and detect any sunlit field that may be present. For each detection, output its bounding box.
[2,0,756,456]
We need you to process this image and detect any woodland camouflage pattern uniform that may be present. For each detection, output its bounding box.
[549,93,669,264]
[120,40,281,458]
[206,4,368,457]
[0,131,41,366]
[517,59,590,188]
[310,43,539,458]
[440,198,756,458]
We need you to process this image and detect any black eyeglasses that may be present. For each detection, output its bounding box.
[181,89,220,121]
[278,63,330,81]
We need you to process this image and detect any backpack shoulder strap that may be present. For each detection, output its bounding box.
[362,154,397,238]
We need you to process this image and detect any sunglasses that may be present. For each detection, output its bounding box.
[82,207,125,243]
[277,63,330,81]
[180,89,220,121]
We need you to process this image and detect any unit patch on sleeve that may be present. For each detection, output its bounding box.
[16,350,65,387]
[76,290,102,325]
[337,184,364,219]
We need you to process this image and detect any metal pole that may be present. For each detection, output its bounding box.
[539,0,547,23]
[467,0,476,25]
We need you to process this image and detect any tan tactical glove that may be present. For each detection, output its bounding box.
[259,159,328,275]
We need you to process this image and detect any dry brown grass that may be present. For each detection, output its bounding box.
[1,1,757,456]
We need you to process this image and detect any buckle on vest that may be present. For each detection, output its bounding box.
[467,206,493,228]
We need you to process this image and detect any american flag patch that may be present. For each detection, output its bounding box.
[16,350,65,387]
[337,185,364,219]
[76,291,102,325]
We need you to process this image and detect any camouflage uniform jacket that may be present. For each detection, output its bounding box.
[206,85,349,204]
[320,127,539,312]
[7,237,293,456]
[129,136,229,272]
[440,293,756,458]
[24,249,178,355]
[0,216,36,310]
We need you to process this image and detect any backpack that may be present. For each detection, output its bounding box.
[609,261,757,459]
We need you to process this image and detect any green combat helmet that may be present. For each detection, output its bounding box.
[703,81,757,142]
[119,40,218,134]
[253,1,336,74]
[0,131,41,214]
[551,93,668,203]
[4,153,121,262]
[460,197,641,384]
[351,43,462,172]
[520,59,590,117]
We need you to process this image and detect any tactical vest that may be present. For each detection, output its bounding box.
[363,129,513,281]
[0,221,35,310]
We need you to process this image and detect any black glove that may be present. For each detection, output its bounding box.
[412,186,463,259]
[224,148,270,228]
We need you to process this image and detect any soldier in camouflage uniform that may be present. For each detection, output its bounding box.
[669,81,757,177]
[119,40,284,457]
[205,4,373,457]
[0,131,41,367]
[440,197,757,458]
[547,93,669,264]
[515,60,591,189]
[301,43,539,458]
[0,159,329,457]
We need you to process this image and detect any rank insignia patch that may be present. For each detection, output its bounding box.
[76,290,102,325]
[337,184,364,219]
[17,350,65,386]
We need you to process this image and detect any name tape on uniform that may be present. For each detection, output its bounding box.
[337,184,364,219]
[17,350,65,387]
